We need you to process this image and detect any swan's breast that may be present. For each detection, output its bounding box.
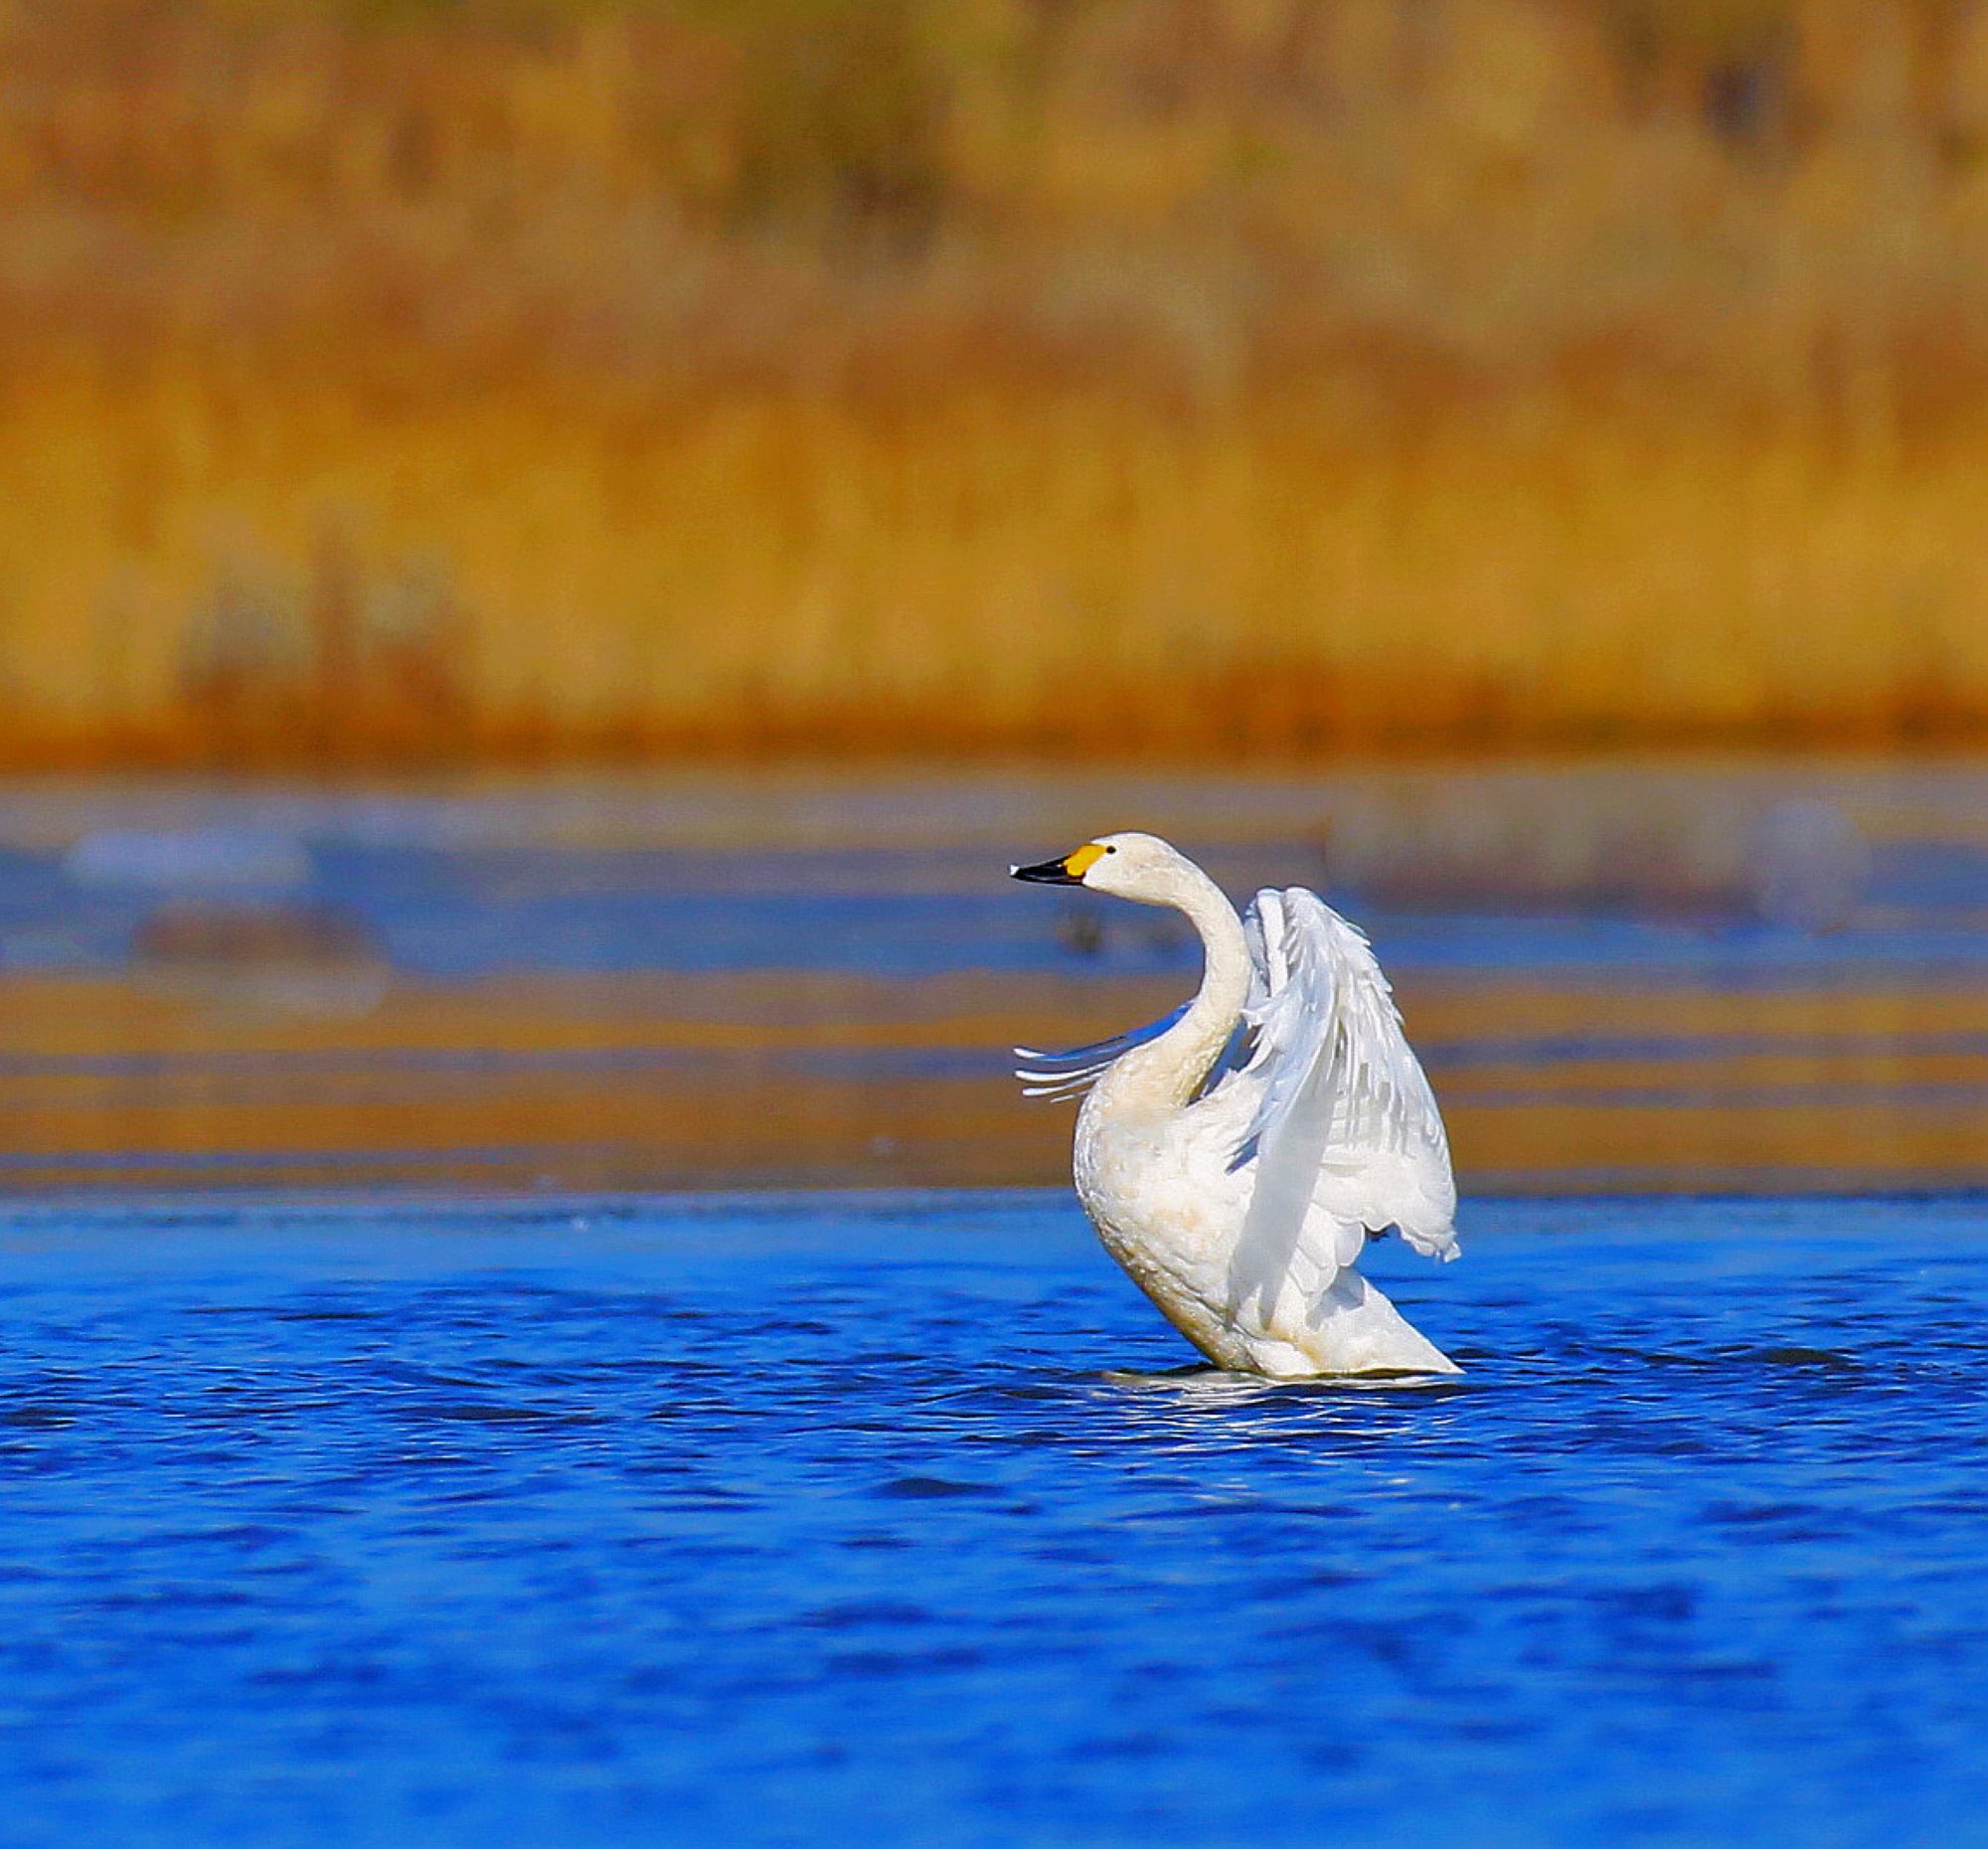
[1075,1084,1250,1283]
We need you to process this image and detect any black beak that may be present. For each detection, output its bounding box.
[1010,855,1081,886]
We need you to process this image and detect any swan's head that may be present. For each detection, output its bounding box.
[1009,831,1200,907]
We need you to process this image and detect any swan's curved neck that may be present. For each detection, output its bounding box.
[1109,864,1252,1111]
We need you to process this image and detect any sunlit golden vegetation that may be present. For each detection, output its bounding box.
[2,0,1986,759]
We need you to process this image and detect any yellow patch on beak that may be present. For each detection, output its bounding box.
[1064,842,1106,880]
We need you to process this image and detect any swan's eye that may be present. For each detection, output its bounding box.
[1105,845,1117,854]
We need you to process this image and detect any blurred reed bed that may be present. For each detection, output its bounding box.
[1,0,1986,760]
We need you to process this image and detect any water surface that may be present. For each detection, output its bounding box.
[3,1190,1984,1847]
[0,760,1979,1192]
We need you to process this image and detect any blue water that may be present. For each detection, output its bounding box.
[4,1191,1986,1848]
[6,766,1984,982]
[13,839,1984,980]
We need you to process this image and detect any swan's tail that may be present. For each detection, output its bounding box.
[1399,1216,1461,1263]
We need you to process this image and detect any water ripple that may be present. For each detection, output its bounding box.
[0,1192,1984,1848]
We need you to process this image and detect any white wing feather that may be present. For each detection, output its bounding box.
[1013,1003,1189,1098]
[1222,887,1456,1322]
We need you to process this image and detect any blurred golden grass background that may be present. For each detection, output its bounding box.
[3,0,1987,761]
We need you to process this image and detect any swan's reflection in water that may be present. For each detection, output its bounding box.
[1099,1363,1470,1410]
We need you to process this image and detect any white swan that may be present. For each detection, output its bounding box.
[1011,832,1460,1377]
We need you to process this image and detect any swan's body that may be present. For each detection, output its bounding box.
[1012,832,1459,1377]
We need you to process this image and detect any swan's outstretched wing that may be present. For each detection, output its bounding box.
[1223,888,1456,1318]
[1013,1003,1189,1099]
